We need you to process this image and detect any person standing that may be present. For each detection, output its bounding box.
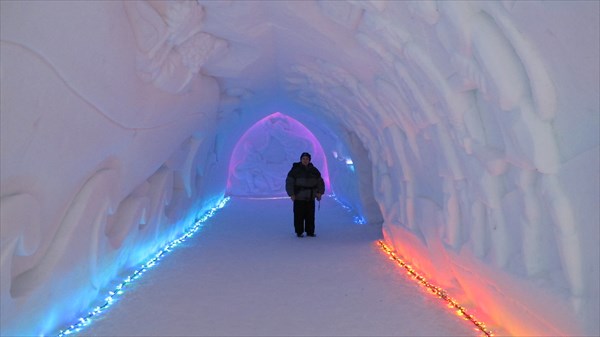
[285,152,325,237]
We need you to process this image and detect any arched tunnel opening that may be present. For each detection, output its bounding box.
[226,112,332,199]
[0,1,598,337]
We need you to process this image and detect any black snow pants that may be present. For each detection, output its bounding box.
[293,199,315,235]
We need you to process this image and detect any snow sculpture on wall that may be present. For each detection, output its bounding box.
[226,112,330,197]
[124,0,227,93]
[282,1,598,335]
[1,1,597,336]
[1,1,223,335]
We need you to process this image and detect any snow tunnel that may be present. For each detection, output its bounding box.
[226,112,331,198]
[0,1,598,336]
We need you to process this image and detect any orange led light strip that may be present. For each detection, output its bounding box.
[377,240,494,337]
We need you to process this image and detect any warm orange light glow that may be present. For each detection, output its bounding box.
[377,240,494,337]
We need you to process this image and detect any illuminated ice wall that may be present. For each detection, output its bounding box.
[226,112,331,197]
[1,1,598,336]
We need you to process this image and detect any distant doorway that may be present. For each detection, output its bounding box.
[226,112,330,197]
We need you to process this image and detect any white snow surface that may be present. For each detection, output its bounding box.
[82,197,480,337]
[1,1,598,336]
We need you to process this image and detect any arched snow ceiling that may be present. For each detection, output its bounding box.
[1,1,598,337]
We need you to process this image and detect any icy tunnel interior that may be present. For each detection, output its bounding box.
[226,112,331,198]
[1,1,598,336]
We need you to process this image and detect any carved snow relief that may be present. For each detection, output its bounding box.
[124,1,225,94]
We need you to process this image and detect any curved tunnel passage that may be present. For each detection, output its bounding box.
[226,112,331,198]
[0,1,598,336]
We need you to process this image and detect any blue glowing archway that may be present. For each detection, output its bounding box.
[226,112,330,197]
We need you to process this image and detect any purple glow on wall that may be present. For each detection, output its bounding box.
[226,112,330,197]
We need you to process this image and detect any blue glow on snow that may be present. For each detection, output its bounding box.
[56,197,230,337]
[330,193,366,225]
[226,111,331,195]
[353,215,367,224]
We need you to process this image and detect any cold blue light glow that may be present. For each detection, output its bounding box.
[330,193,366,225]
[56,197,230,337]
[226,111,331,197]
[353,215,366,225]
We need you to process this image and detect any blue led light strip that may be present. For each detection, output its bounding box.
[329,193,366,224]
[57,197,230,337]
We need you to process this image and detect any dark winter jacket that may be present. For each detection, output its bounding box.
[285,162,325,201]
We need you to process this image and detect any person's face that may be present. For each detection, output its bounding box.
[301,156,310,166]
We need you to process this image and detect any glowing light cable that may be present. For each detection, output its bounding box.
[57,197,230,337]
[330,193,366,224]
[377,240,494,337]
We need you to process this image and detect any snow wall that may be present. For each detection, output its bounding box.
[1,1,598,336]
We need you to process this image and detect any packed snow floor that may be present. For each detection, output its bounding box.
[82,196,478,336]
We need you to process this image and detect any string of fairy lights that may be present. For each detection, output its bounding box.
[56,196,491,336]
[57,197,230,337]
[377,240,494,337]
[330,192,367,224]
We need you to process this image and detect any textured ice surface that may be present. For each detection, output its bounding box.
[82,197,481,337]
[1,1,598,336]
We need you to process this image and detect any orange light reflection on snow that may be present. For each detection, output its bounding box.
[377,240,494,337]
